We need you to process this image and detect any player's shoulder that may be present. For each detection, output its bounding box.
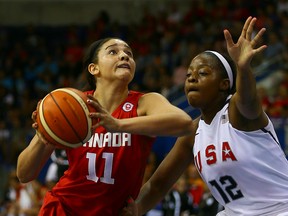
[138,92,169,103]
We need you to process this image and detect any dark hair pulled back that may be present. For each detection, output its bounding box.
[82,38,115,91]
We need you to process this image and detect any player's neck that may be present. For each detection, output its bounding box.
[93,87,129,113]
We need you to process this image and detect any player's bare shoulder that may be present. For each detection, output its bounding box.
[137,92,173,116]
[139,92,169,104]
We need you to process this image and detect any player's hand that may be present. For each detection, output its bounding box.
[87,95,121,132]
[32,101,53,147]
[31,101,41,129]
[119,197,139,216]
[224,16,267,70]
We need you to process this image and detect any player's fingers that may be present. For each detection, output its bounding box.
[241,16,252,39]
[36,100,41,109]
[87,95,101,104]
[32,122,38,129]
[89,112,103,119]
[246,17,256,40]
[254,45,268,55]
[32,100,42,122]
[87,97,105,113]
[223,29,234,48]
[251,28,266,47]
[91,122,103,131]
[31,111,37,121]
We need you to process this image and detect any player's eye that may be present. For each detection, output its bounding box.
[108,50,117,55]
[198,70,208,76]
[125,51,133,57]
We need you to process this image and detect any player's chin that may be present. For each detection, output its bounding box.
[186,91,201,103]
[187,94,202,108]
[117,72,134,83]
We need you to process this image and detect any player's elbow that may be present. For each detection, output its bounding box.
[16,172,27,184]
[17,171,35,184]
[16,165,36,183]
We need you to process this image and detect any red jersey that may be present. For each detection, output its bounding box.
[39,91,155,216]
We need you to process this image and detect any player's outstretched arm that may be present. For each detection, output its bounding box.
[224,16,267,120]
[88,93,194,137]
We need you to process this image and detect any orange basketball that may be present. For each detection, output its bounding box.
[36,88,96,149]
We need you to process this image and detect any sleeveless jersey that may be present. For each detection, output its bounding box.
[42,91,155,216]
[193,99,288,216]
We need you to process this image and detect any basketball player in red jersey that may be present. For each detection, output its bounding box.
[121,17,288,216]
[16,38,194,215]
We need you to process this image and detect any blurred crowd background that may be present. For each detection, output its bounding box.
[1,0,288,215]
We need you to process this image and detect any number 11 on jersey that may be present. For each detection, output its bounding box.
[86,152,115,184]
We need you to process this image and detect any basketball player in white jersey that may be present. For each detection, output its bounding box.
[120,16,288,216]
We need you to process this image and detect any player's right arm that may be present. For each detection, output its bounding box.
[17,134,55,183]
[17,110,56,183]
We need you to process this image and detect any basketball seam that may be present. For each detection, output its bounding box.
[51,92,84,144]
[63,88,93,142]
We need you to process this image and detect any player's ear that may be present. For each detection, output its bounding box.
[88,63,100,76]
[219,78,230,91]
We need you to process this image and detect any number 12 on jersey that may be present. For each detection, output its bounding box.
[209,175,244,204]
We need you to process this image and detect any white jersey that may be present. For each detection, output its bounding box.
[193,100,288,216]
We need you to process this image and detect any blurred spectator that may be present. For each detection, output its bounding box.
[2,170,47,216]
[17,180,46,216]
[257,85,272,113]
[263,32,286,60]
[45,150,69,190]
[0,120,11,167]
[197,189,223,216]
[269,83,288,118]
[161,174,196,216]
[186,163,206,212]
[277,0,288,14]
[2,169,21,216]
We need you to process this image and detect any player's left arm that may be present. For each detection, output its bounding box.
[128,92,194,137]
[88,92,194,137]
[224,16,268,129]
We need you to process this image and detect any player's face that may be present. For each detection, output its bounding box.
[96,39,136,83]
[185,53,224,109]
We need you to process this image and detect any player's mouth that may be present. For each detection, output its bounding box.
[187,86,199,93]
[117,63,131,69]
